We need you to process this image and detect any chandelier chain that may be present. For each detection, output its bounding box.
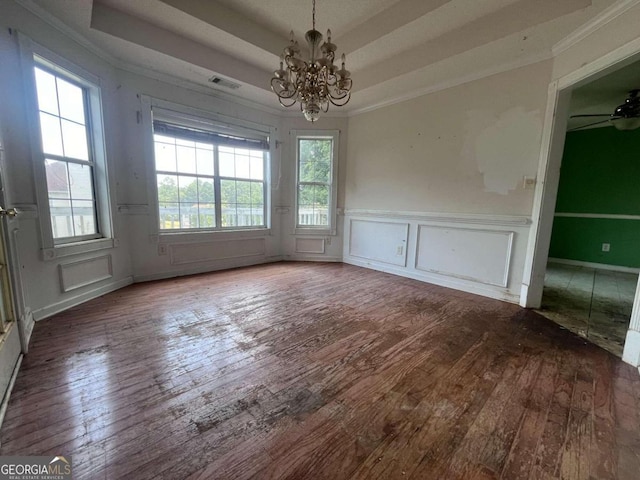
[312,0,316,30]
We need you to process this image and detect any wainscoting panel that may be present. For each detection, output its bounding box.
[295,237,325,254]
[348,219,409,267]
[343,210,530,303]
[170,238,266,265]
[416,226,513,287]
[59,255,113,293]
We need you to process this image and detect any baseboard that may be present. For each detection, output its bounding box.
[133,256,283,283]
[548,257,640,274]
[344,257,520,304]
[32,277,134,321]
[0,353,22,436]
[283,255,342,263]
[18,309,34,354]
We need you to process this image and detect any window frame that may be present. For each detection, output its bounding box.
[293,130,339,236]
[143,97,273,237]
[34,63,101,244]
[19,35,115,260]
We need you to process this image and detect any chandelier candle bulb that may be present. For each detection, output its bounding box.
[270,0,353,122]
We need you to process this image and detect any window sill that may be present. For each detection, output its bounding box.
[43,237,116,261]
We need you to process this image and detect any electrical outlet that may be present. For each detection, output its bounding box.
[158,244,168,255]
[325,236,332,245]
[396,246,404,256]
[602,243,610,252]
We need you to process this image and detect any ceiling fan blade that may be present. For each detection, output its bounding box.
[569,114,611,118]
[567,119,610,132]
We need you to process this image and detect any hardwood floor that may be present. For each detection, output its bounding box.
[1,262,639,479]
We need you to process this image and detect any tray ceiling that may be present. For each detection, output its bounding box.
[20,0,621,112]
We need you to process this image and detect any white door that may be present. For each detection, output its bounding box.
[0,125,23,420]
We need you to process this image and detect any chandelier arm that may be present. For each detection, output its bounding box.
[279,96,298,108]
[328,92,351,107]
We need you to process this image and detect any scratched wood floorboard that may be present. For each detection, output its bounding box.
[1,262,639,480]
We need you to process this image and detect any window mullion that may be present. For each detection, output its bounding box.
[213,145,222,229]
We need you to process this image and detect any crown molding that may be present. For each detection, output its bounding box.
[552,0,640,56]
[348,50,552,117]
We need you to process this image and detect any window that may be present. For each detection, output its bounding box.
[34,65,99,242]
[295,131,339,233]
[152,116,269,231]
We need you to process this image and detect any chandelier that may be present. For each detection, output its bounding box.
[270,0,352,122]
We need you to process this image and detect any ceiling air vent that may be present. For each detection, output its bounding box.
[208,76,241,90]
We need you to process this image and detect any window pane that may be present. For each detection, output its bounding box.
[251,182,264,205]
[178,175,198,203]
[316,184,329,207]
[49,198,73,238]
[176,138,195,147]
[219,152,235,177]
[196,148,214,176]
[56,77,85,124]
[250,156,264,180]
[198,178,215,203]
[159,202,179,229]
[314,157,331,183]
[198,206,216,229]
[221,204,236,227]
[236,180,252,204]
[61,119,89,160]
[45,159,70,199]
[154,134,175,145]
[235,154,250,179]
[221,179,236,204]
[299,161,315,182]
[34,68,59,116]
[68,163,94,201]
[299,139,331,183]
[179,203,199,229]
[72,200,97,235]
[251,205,264,226]
[39,112,63,156]
[177,145,197,174]
[155,142,177,172]
[298,184,329,226]
[157,174,178,203]
[298,184,315,207]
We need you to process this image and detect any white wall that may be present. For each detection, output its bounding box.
[343,61,553,302]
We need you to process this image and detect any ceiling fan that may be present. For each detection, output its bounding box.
[568,89,640,132]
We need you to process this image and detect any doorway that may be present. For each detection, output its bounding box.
[523,47,640,367]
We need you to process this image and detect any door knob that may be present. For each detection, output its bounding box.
[0,207,18,218]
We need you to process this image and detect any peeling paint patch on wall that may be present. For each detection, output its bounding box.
[463,107,541,195]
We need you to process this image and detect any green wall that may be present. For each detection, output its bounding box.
[549,126,640,268]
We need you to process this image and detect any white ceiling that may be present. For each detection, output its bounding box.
[19,0,622,113]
